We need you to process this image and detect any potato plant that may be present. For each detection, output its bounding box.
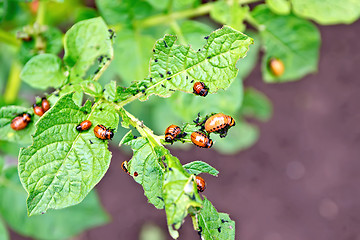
[0,0,359,239]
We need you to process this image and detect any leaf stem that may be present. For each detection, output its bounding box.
[35,1,46,25]
[0,29,21,47]
[134,3,213,28]
[4,61,22,104]
[244,12,262,31]
[92,50,114,82]
[134,0,262,28]
[118,108,163,147]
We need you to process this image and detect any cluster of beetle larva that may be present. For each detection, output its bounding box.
[160,81,236,193]
[10,79,234,195]
[10,97,50,130]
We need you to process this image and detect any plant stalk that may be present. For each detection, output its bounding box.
[4,61,22,104]
[135,0,262,28]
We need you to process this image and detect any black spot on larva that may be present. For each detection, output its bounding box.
[55,93,59,97]
[141,89,145,93]
[167,71,171,75]
[136,89,140,93]
[159,73,164,78]
[218,227,221,233]
[152,49,155,52]
[167,77,171,80]
[169,167,173,171]
[190,80,194,83]
[169,89,175,91]
[161,84,166,88]
[157,196,164,201]
[204,36,209,40]
[198,49,201,51]
[133,136,138,139]
[102,89,106,92]
[83,111,88,115]
[98,55,104,62]
[149,77,153,82]
[155,59,158,62]
[144,85,148,89]
[207,56,211,59]
[89,140,93,144]
[69,83,72,86]
[99,108,103,111]
[163,40,168,47]
[94,69,100,74]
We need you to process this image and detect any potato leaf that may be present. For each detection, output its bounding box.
[125,136,165,209]
[135,25,253,100]
[0,106,38,145]
[0,167,109,240]
[63,17,113,80]
[20,54,67,90]
[163,155,202,239]
[252,5,320,82]
[183,161,219,176]
[196,197,235,240]
[291,0,360,25]
[18,93,119,216]
[0,219,8,240]
[240,87,273,121]
[266,0,290,15]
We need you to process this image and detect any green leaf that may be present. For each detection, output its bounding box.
[111,29,156,85]
[0,156,4,175]
[18,93,119,216]
[240,87,273,121]
[0,219,8,240]
[252,5,320,82]
[210,1,248,31]
[63,17,113,80]
[145,0,199,11]
[59,80,103,99]
[213,120,259,155]
[96,0,157,26]
[163,155,202,239]
[118,130,133,146]
[0,106,38,145]
[125,137,165,209]
[20,54,67,90]
[236,31,260,80]
[0,167,109,240]
[266,0,290,15]
[183,161,219,176]
[103,80,117,102]
[291,0,360,25]
[137,26,253,100]
[42,26,64,56]
[197,197,235,240]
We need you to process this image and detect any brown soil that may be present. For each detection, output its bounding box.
[11,20,360,240]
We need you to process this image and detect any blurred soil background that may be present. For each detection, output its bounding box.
[10,18,360,240]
